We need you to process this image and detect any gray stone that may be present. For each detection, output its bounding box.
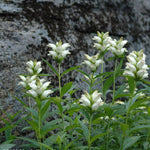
[0,0,150,125]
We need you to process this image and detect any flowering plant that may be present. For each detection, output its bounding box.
[2,31,150,150]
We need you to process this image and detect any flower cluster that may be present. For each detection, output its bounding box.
[82,53,103,72]
[18,75,37,89]
[47,40,71,63]
[93,32,112,54]
[26,60,42,75]
[79,90,104,110]
[19,60,53,99]
[28,78,53,99]
[123,50,149,80]
[109,37,128,56]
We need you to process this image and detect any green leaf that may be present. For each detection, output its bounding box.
[26,120,38,131]
[41,100,51,120]
[122,136,140,150]
[42,58,58,76]
[61,65,81,77]
[0,144,15,150]
[114,93,130,100]
[126,95,139,112]
[72,146,89,150]
[95,71,114,79]
[90,133,106,144]
[0,126,14,133]
[64,139,78,150]
[26,107,38,119]
[116,57,124,76]
[129,98,148,111]
[127,77,135,95]
[105,56,115,62]
[13,96,27,107]
[76,69,89,77]
[17,137,40,147]
[142,79,150,85]
[38,73,52,77]
[120,123,129,135]
[79,121,89,142]
[128,125,150,134]
[39,143,53,150]
[114,84,128,98]
[61,82,73,97]
[103,75,113,96]
[50,97,63,114]
[42,119,62,132]
[104,107,113,117]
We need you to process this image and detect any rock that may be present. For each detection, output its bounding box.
[0,0,150,136]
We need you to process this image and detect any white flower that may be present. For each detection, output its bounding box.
[18,75,37,88]
[109,38,127,56]
[47,40,71,63]
[93,31,112,53]
[123,50,149,80]
[28,89,37,97]
[28,78,53,99]
[42,90,53,98]
[79,92,91,107]
[79,90,104,111]
[82,53,103,72]
[26,60,42,75]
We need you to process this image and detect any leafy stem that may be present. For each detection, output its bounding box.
[58,63,64,127]
[88,113,93,150]
[112,58,118,104]
[101,56,105,102]
[106,120,110,150]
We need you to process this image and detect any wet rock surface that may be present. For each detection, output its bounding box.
[0,0,150,126]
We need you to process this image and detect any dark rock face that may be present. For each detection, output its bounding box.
[0,0,150,113]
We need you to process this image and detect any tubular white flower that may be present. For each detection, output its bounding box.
[93,31,112,53]
[28,89,37,97]
[47,40,71,62]
[123,50,149,80]
[27,78,53,99]
[83,53,103,72]
[109,38,128,56]
[127,55,136,65]
[26,68,34,74]
[93,36,102,43]
[61,43,70,50]
[79,90,104,111]
[42,81,51,90]
[42,90,53,98]
[47,43,56,50]
[18,81,26,87]
[123,70,135,77]
[29,81,37,90]
[26,60,34,68]
[26,60,42,75]
[19,75,26,81]
[126,63,136,72]
[79,94,91,106]
[18,75,37,88]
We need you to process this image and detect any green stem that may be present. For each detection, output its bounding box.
[90,72,94,94]
[38,104,42,150]
[88,114,93,150]
[112,58,118,104]
[58,63,61,98]
[106,120,110,150]
[101,56,105,102]
[58,63,64,126]
[146,129,150,150]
